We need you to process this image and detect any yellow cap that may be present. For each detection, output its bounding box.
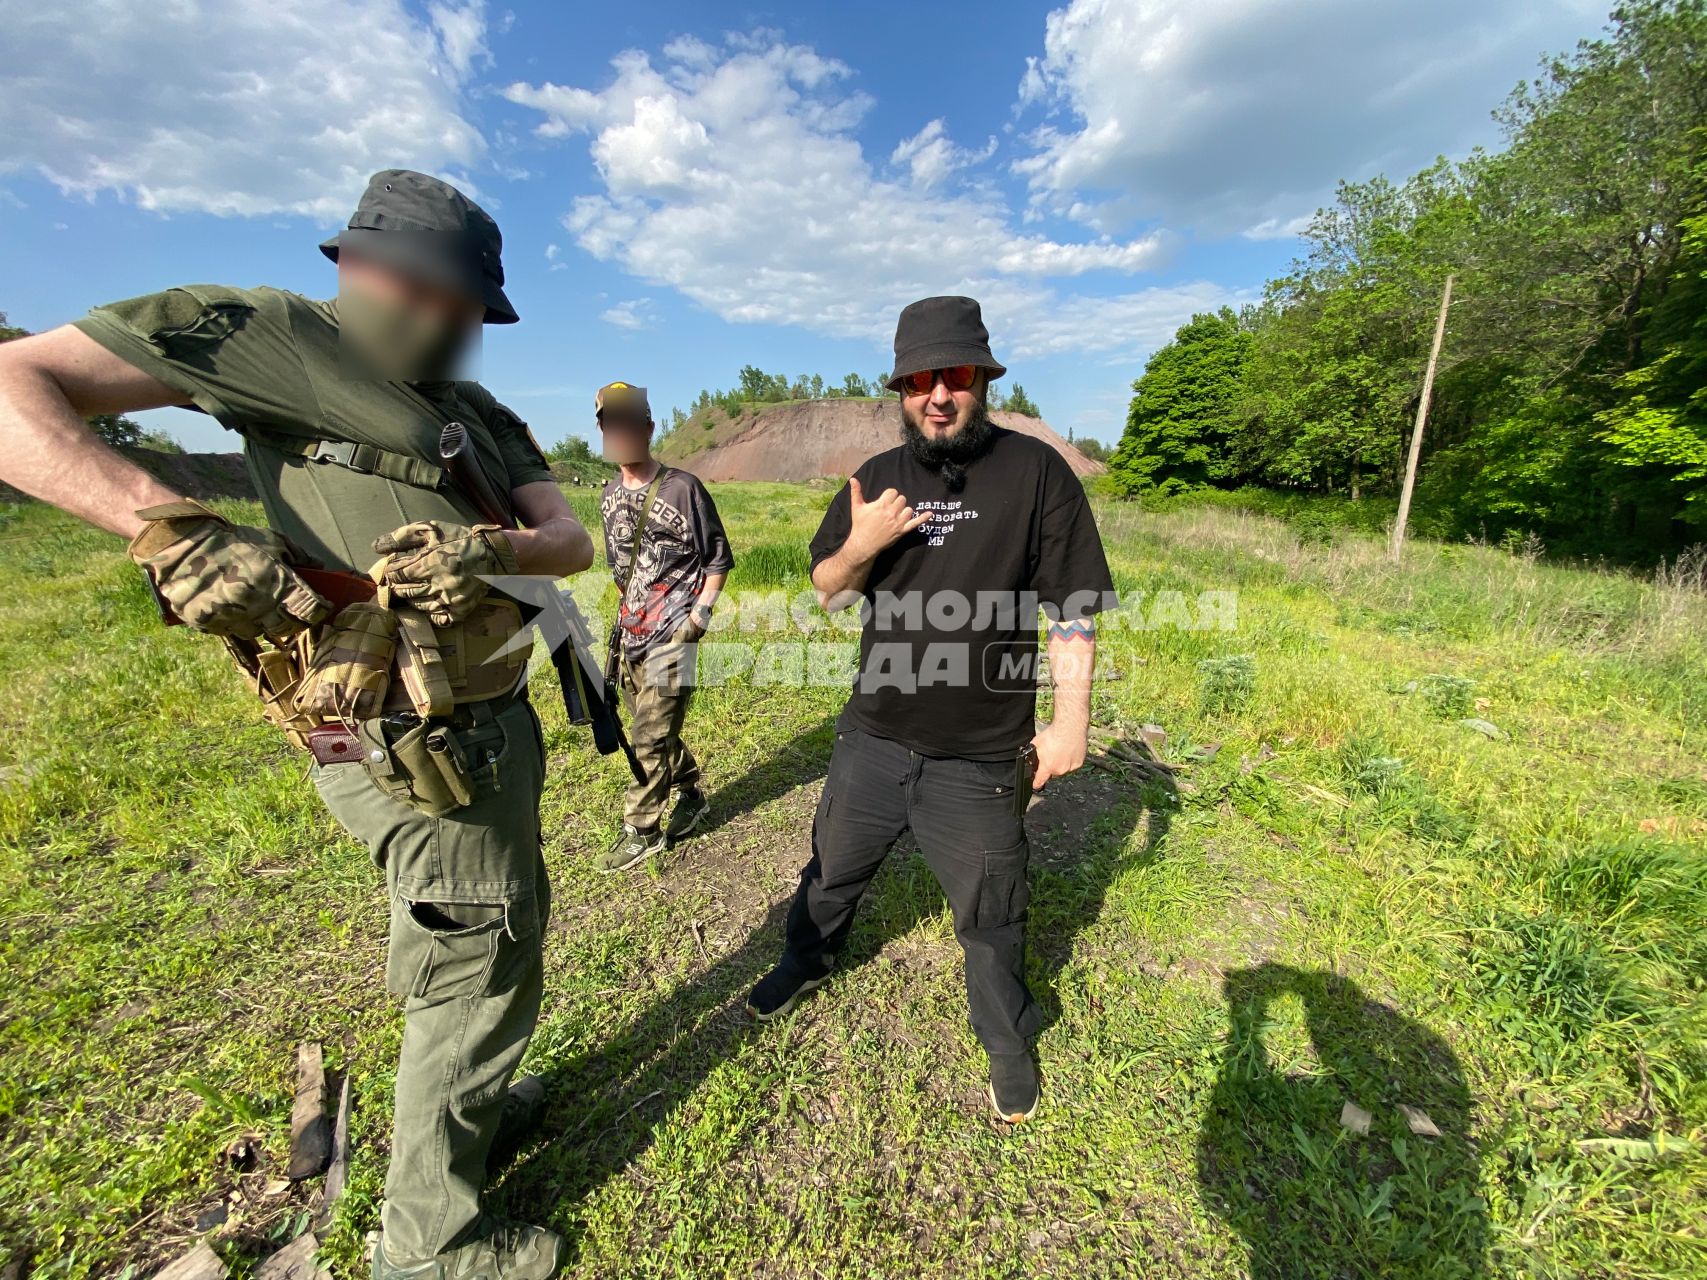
[595,381,651,422]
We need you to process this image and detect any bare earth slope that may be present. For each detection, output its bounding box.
[657,399,1107,481]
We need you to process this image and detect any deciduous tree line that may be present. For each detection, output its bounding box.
[1110,1,1706,560]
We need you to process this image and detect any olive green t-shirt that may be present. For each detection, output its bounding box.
[74,284,554,571]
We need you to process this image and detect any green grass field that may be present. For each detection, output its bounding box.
[1,484,1703,1278]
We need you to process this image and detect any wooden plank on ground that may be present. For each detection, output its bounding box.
[152,1242,228,1280]
[288,1042,330,1180]
[316,1072,352,1226]
[253,1233,330,1280]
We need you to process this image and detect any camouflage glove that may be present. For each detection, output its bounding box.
[370,520,519,627]
[129,498,331,640]
[295,601,398,721]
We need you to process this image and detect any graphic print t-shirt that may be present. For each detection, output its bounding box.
[601,466,734,657]
[809,426,1115,760]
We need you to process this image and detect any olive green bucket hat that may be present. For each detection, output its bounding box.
[320,169,519,324]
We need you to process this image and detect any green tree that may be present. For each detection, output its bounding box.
[1074,437,1112,464]
[1116,0,1707,555]
[544,435,616,482]
[1003,384,1042,417]
[1593,201,1707,523]
[1110,308,1254,495]
[737,365,772,401]
[1418,0,1707,550]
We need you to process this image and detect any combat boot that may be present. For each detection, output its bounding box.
[371,1216,565,1279]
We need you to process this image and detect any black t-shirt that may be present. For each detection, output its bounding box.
[809,427,1115,759]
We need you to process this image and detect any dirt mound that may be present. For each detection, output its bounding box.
[0,447,256,505]
[657,400,1107,482]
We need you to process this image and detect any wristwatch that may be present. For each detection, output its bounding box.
[690,602,714,629]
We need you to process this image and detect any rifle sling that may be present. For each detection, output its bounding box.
[627,465,667,582]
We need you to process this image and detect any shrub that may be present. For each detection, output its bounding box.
[1197,654,1255,712]
[1417,674,1477,718]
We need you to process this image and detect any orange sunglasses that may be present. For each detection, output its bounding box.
[898,364,979,396]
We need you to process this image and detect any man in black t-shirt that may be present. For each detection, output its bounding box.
[746,296,1115,1123]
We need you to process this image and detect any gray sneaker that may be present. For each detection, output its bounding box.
[371,1217,565,1279]
[665,787,711,842]
[598,823,664,873]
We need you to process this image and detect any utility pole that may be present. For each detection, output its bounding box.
[1391,274,1453,562]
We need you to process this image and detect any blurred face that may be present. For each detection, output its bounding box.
[600,413,653,465]
[900,366,987,441]
[336,253,483,381]
[337,254,485,328]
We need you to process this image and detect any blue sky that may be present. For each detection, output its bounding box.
[1,0,1607,454]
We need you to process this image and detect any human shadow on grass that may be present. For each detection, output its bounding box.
[1196,964,1488,1280]
[688,711,837,841]
[494,736,1169,1260]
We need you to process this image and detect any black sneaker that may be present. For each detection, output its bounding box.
[665,787,711,842]
[987,1052,1040,1123]
[745,962,830,1021]
[486,1074,546,1173]
[599,824,665,873]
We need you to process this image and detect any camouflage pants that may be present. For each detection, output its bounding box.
[312,695,547,1261]
[618,634,701,830]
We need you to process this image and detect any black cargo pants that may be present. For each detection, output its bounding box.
[780,720,1042,1056]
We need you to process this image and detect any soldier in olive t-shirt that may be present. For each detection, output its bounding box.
[0,171,590,1278]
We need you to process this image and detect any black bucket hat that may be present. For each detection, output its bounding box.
[885,295,1006,390]
[320,169,518,324]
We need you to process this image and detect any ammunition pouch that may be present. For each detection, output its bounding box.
[228,592,527,774]
[358,717,474,818]
[225,631,322,750]
[296,601,398,721]
[355,688,524,817]
[388,595,529,719]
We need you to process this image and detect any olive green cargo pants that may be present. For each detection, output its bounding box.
[618,634,701,830]
[313,696,548,1262]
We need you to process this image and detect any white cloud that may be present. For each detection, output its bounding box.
[1014,0,1606,231]
[602,298,656,330]
[0,0,489,219]
[890,119,997,190]
[1241,213,1312,242]
[505,34,1213,362]
[429,0,489,80]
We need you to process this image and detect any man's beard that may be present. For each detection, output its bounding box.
[900,402,994,493]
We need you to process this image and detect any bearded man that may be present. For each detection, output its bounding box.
[745,296,1115,1122]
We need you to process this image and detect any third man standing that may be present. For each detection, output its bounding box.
[595,381,734,872]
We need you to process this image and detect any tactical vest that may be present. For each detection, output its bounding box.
[165,285,533,733]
